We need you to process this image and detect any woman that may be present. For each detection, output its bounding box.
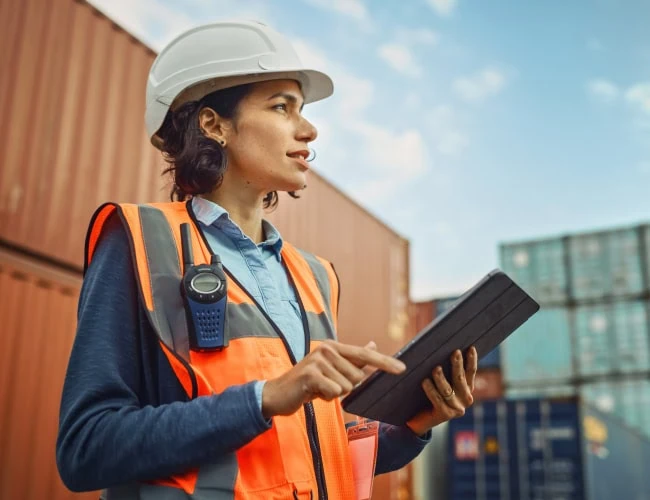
[56,21,477,499]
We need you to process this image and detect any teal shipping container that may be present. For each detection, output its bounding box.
[417,397,650,500]
[568,228,646,301]
[501,307,574,384]
[500,238,568,304]
[502,300,650,386]
[574,300,650,376]
[500,224,650,304]
[580,378,650,439]
[507,385,577,399]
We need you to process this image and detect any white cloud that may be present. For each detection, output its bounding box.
[87,0,192,50]
[351,126,428,202]
[587,79,619,103]
[395,27,439,46]
[292,39,375,115]
[626,83,650,114]
[453,68,507,102]
[425,0,458,17]
[293,39,430,201]
[378,43,422,77]
[353,123,428,177]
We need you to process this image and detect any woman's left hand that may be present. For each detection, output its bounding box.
[406,346,478,436]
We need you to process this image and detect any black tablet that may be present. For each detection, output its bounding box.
[341,269,539,425]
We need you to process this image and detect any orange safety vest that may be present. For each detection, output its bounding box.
[85,201,366,499]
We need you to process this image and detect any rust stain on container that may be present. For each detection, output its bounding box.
[0,249,97,500]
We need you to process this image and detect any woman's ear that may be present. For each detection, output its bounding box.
[198,107,232,144]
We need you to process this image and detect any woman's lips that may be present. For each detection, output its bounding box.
[287,151,310,170]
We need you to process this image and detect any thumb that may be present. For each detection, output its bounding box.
[364,340,377,351]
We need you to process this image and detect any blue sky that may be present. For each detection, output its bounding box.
[89,0,650,299]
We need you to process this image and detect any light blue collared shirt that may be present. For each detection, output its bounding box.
[192,197,306,407]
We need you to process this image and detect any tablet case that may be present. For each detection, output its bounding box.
[341,269,539,425]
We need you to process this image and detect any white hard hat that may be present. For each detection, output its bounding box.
[145,20,334,148]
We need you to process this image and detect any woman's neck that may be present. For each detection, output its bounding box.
[201,189,266,244]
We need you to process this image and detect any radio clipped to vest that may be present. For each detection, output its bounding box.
[180,223,229,351]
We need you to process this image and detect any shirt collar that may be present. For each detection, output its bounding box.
[191,196,284,257]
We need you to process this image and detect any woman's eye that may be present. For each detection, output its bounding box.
[273,103,288,112]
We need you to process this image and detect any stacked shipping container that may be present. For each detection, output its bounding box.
[0,0,413,498]
[416,397,650,500]
[500,224,650,438]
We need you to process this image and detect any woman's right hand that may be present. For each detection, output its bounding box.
[261,340,406,418]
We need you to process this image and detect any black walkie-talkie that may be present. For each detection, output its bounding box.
[179,223,228,351]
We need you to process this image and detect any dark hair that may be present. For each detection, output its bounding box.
[157,83,299,209]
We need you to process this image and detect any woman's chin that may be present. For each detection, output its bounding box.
[280,174,309,192]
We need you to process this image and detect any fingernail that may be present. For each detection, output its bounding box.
[436,366,443,374]
[395,360,406,371]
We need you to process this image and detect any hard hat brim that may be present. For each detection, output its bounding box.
[150,69,333,149]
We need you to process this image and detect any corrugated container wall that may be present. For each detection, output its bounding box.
[500,237,568,304]
[568,228,646,301]
[0,1,414,499]
[0,0,168,268]
[501,224,650,305]
[502,307,574,384]
[0,249,97,500]
[421,397,650,500]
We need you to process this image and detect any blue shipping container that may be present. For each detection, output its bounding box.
[419,397,650,500]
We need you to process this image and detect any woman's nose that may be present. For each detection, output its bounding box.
[297,116,318,143]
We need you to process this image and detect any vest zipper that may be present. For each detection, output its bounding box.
[223,269,329,500]
[284,269,329,500]
[187,204,328,499]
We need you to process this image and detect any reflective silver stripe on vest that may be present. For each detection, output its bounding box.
[228,306,334,341]
[136,206,338,346]
[226,303,280,340]
[138,205,191,361]
[102,454,238,499]
[307,312,336,341]
[298,250,334,327]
